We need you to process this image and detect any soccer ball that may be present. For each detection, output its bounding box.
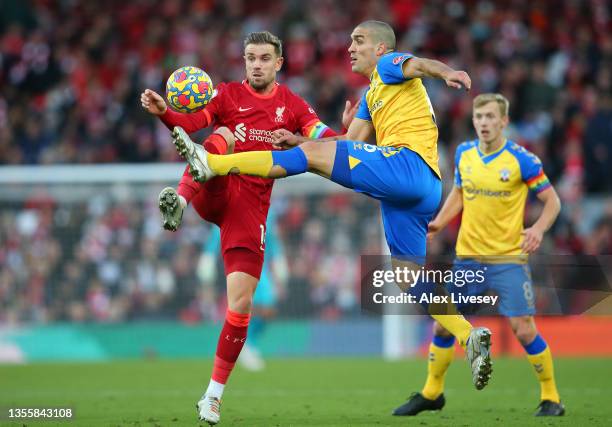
[166,66,214,113]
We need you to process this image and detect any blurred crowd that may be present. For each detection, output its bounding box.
[1,0,612,324]
[0,0,611,192]
[0,183,610,324]
[0,188,383,323]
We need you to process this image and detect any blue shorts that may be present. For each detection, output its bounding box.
[252,266,276,308]
[331,140,441,258]
[447,259,536,316]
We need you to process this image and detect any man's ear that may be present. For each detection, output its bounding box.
[275,56,284,71]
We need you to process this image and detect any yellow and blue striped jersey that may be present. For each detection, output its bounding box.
[355,52,440,177]
[454,140,551,257]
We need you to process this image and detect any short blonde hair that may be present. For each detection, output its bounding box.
[473,93,509,117]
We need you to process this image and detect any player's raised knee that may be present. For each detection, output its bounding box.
[229,293,253,314]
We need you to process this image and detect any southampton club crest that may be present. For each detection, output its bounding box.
[499,168,511,182]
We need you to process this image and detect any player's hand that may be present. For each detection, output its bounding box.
[140,89,168,115]
[272,129,303,149]
[341,100,360,130]
[427,219,443,241]
[521,226,543,253]
[444,71,471,91]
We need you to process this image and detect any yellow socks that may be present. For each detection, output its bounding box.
[422,336,456,399]
[431,314,472,348]
[420,329,560,404]
[207,151,273,177]
[524,335,560,403]
[207,147,308,178]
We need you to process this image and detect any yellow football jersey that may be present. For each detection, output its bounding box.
[454,140,551,258]
[355,52,440,177]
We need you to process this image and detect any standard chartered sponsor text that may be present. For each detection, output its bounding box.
[249,128,274,143]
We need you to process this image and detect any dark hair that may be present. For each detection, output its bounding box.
[243,31,283,57]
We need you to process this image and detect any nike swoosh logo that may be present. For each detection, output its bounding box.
[238,107,253,112]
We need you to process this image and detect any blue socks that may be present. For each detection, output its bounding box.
[433,334,456,348]
[271,147,308,176]
[523,334,547,355]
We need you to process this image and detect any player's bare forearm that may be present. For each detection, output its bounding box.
[403,58,452,79]
[403,58,471,90]
[521,187,560,253]
[532,187,561,233]
[430,186,463,231]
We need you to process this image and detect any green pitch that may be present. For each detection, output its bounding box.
[1,358,610,426]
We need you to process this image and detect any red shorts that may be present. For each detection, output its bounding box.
[188,175,271,279]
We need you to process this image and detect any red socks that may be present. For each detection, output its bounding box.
[211,309,250,384]
[205,133,229,155]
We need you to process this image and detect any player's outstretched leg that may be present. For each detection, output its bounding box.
[172,126,216,182]
[196,395,221,425]
[466,327,493,390]
[158,187,184,231]
[172,125,315,181]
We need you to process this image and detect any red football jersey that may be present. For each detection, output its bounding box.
[207,81,320,151]
[160,80,337,269]
[163,80,324,195]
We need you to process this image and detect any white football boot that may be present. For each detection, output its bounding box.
[158,187,183,231]
[196,395,221,425]
[466,327,493,390]
[172,126,215,182]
